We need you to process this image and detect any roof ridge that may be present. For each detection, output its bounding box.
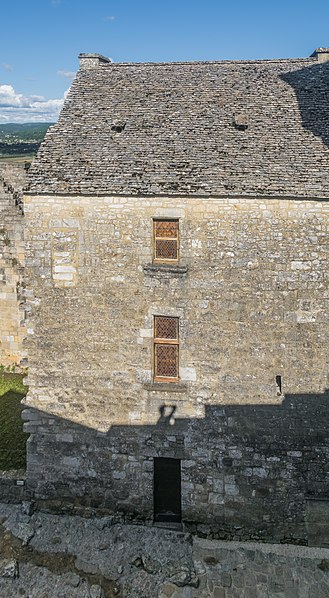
[97,58,315,67]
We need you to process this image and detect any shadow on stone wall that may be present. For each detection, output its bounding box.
[281,61,329,149]
[22,388,329,544]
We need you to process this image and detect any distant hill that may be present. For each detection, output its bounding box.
[0,123,54,159]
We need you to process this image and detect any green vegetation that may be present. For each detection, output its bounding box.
[0,122,53,159]
[0,372,28,470]
[0,142,40,159]
[0,123,53,141]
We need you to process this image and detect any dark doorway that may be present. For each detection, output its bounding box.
[154,457,182,523]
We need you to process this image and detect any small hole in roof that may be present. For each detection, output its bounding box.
[111,121,126,133]
[233,113,248,131]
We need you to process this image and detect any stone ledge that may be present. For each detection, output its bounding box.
[143,383,188,393]
[143,263,188,276]
[0,469,25,481]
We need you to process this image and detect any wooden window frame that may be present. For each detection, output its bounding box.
[153,316,179,383]
[153,218,179,264]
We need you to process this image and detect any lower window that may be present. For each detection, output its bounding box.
[154,316,179,382]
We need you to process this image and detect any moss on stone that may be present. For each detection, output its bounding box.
[0,372,28,470]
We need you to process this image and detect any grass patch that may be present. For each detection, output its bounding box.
[0,372,28,470]
[0,155,34,162]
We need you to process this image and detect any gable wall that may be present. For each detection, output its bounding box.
[23,192,329,542]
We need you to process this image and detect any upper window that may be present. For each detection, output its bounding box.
[153,219,179,263]
[154,316,179,382]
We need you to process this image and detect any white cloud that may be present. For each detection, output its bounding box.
[0,85,43,107]
[0,84,68,123]
[2,63,13,72]
[57,70,76,80]
[51,0,61,6]
[104,15,116,21]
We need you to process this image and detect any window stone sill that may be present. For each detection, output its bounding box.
[143,263,188,276]
[143,382,188,393]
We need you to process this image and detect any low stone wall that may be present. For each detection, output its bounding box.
[0,471,26,503]
[192,538,329,598]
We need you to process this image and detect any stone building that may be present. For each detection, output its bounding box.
[22,48,329,544]
[0,163,27,368]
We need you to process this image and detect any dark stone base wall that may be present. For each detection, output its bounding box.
[24,390,329,545]
[0,470,26,503]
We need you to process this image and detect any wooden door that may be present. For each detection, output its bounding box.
[154,457,182,522]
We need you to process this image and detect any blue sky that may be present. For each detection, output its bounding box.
[1,0,328,123]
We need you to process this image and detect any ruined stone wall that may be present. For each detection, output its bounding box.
[23,193,329,543]
[0,163,29,194]
[0,164,26,367]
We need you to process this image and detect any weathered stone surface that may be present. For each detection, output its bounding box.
[159,582,177,597]
[23,191,329,543]
[0,163,26,367]
[0,563,92,598]
[75,557,99,574]
[0,470,26,504]
[1,503,329,597]
[89,584,104,598]
[169,565,198,587]
[21,500,34,516]
[63,571,81,587]
[142,554,161,574]
[0,558,18,579]
[13,521,35,546]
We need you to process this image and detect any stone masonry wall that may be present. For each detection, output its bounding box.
[0,164,26,367]
[23,193,329,543]
[0,470,26,503]
[0,162,29,194]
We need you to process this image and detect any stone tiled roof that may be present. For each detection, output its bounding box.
[29,55,329,198]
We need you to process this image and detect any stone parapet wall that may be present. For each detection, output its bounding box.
[23,192,329,543]
[0,164,26,367]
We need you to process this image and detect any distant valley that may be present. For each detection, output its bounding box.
[0,123,53,159]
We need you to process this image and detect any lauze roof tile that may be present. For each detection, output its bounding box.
[28,53,329,198]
